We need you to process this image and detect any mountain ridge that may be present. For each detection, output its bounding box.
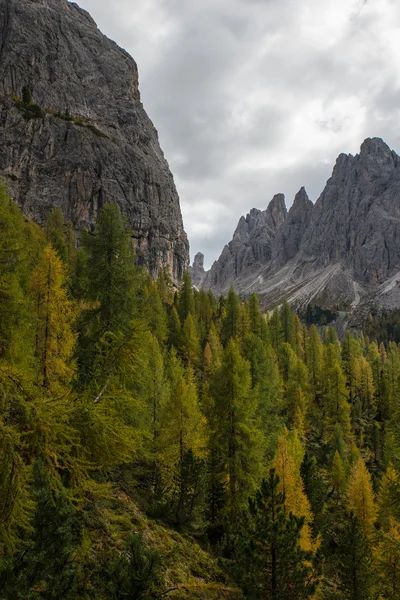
[198,137,400,312]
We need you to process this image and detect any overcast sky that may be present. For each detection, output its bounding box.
[77,0,400,268]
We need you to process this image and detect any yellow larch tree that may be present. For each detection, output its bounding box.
[375,518,400,600]
[29,244,76,394]
[378,462,399,530]
[273,428,314,551]
[347,457,377,537]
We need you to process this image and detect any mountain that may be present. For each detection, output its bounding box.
[200,138,400,312]
[0,0,189,285]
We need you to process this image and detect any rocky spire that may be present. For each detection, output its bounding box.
[272,187,313,266]
[266,193,287,230]
[189,252,206,288]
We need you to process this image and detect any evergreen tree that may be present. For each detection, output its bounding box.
[233,469,319,600]
[280,300,295,348]
[375,517,400,600]
[177,271,195,323]
[167,305,181,350]
[336,513,375,600]
[0,461,80,600]
[105,534,160,600]
[221,288,241,346]
[300,453,326,534]
[77,202,138,383]
[45,208,75,265]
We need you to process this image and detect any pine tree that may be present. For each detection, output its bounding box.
[233,469,319,600]
[0,460,81,600]
[78,202,137,334]
[76,202,138,383]
[300,453,326,535]
[105,533,160,599]
[336,513,375,600]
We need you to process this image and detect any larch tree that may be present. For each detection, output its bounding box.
[209,339,263,520]
[273,429,314,551]
[347,457,377,537]
[375,517,400,600]
[177,271,195,323]
[29,244,76,393]
[221,288,241,346]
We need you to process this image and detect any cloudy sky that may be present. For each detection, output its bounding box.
[77,0,400,268]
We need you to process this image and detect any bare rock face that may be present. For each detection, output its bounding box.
[189,252,206,288]
[272,187,313,268]
[201,138,400,312]
[0,0,189,284]
[203,194,287,292]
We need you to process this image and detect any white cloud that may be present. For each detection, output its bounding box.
[76,0,400,267]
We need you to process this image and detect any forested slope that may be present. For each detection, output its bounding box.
[0,184,399,599]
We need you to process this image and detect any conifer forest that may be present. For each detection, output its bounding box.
[0,184,400,599]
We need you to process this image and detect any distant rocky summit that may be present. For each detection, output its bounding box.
[198,138,400,312]
[189,252,206,288]
[0,0,189,285]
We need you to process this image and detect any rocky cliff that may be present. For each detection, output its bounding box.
[201,138,400,312]
[0,0,189,284]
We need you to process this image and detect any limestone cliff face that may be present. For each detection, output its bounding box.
[203,194,287,291]
[189,252,206,289]
[202,138,400,312]
[0,0,189,284]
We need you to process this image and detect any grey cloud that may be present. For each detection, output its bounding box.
[76,0,400,267]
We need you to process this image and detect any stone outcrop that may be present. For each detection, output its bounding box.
[202,138,400,312]
[189,252,206,288]
[0,0,189,284]
[203,194,287,291]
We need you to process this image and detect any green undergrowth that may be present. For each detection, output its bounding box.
[88,490,241,599]
[8,94,109,138]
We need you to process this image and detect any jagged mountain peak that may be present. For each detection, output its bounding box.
[291,187,312,211]
[201,138,400,312]
[266,193,287,229]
